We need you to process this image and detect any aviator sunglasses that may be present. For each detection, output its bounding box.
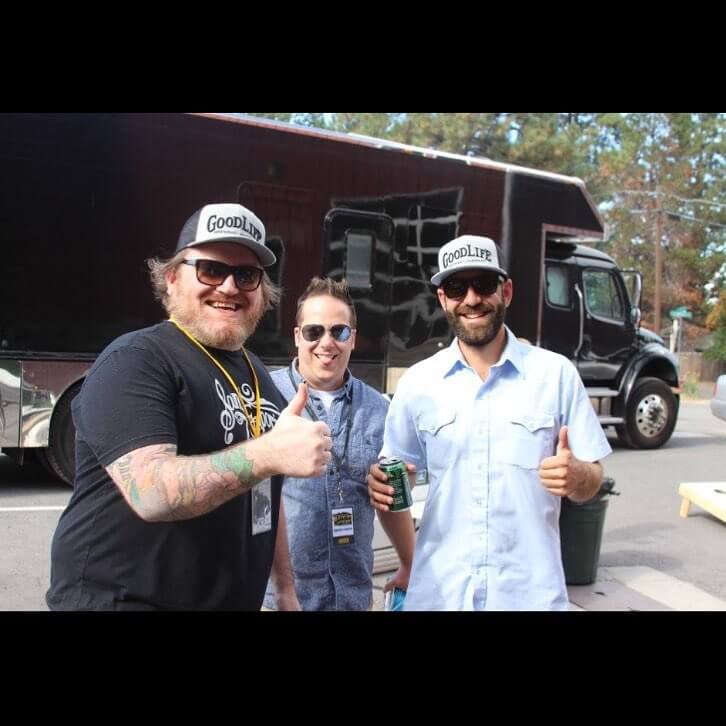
[180,259,264,291]
[300,324,353,343]
[442,273,505,300]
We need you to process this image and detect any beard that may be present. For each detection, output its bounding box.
[167,295,265,351]
[446,298,506,347]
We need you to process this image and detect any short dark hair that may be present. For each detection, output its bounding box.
[295,277,357,327]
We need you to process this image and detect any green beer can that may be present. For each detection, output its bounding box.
[380,457,413,512]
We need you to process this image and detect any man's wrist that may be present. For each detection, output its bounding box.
[570,461,599,502]
[579,459,589,492]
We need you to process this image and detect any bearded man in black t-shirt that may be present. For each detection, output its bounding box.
[46,203,332,611]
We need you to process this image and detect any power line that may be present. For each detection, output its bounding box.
[609,189,726,210]
[669,194,726,210]
[624,207,726,229]
[664,210,726,230]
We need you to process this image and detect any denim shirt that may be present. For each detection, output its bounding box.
[264,361,389,610]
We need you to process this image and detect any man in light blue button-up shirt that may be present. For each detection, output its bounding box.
[368,236,612,611]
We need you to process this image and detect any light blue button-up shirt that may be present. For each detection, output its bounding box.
[381,327,612,611]
[264,361,389,610]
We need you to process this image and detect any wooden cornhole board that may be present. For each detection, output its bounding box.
[678,482,726,524]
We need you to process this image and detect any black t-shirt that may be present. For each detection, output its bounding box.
[46,322,286,611]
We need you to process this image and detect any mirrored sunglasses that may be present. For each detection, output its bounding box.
[300,324,353,343]
[180,259,264,291]
[442,273,504,300]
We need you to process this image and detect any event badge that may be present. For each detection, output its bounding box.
[251,479,272,535]
[331,507,354,546]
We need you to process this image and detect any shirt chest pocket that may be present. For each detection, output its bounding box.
[417,408,457,472]
[349,433,381,484]
[499,412,556,470]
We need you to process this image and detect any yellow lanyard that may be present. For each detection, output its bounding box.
[169,318,262,439]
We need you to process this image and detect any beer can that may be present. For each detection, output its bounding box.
[379,457,413,512]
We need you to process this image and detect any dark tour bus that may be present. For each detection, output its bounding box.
[0,113,680,484]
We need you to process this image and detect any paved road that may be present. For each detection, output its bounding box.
[2,397,725,610]
[597,398,726,600]
[0,455,68,610]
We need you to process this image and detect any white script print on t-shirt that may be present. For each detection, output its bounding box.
[214,379,281,444]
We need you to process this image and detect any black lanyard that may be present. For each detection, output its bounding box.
[288,364,353,502]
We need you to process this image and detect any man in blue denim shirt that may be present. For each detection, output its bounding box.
[264,277,416,610]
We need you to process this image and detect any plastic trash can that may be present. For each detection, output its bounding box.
[559,477,619,586]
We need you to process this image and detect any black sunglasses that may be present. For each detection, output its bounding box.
[442,273,504,300]
[180,259,264,291]
[300,324,353,343]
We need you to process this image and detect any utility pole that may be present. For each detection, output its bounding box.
[654,185,663,334]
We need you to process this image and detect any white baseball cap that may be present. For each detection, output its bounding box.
[176,203,276,266]
[430,235,507,286]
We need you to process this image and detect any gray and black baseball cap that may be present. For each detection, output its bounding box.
[430,235,507,286]
[176,203,276,266]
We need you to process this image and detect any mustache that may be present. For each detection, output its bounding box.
[457,304,494,315]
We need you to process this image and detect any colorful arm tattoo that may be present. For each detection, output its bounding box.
[108,441,262,522]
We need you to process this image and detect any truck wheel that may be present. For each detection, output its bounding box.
[617,377,677,449]
[36,382,82,486]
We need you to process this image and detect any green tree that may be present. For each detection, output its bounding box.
[244,113,327,127]
[501,113,598,179]
[590,113,726,333]
[705,290,726,362]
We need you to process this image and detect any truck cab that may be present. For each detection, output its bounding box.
[543,241,679,448]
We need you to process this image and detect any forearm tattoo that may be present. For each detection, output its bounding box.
[210,446,256,483]
[108,442,261,521]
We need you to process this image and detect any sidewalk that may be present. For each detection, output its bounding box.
[372,565,726,611]
[567,566,726,611]
[681,380,715,403]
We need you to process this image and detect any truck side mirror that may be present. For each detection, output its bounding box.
[622,270,642,309]
[630,306,641,327]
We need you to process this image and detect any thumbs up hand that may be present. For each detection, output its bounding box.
[538,425,586,498]
[256,383,332,479]
[556,426,570,455]
[280,382,309,418]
